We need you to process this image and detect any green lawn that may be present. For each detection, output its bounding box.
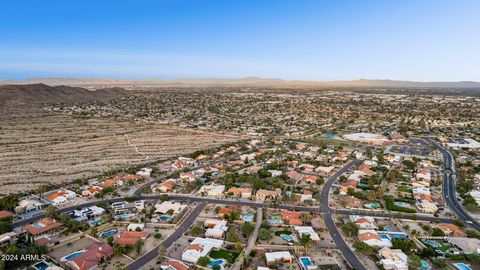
[274,230,292,236]
[209,249,240,263]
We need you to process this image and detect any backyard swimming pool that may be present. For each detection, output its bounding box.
[453,263,472,270]
[394,201,410,207]
[208,259,226,268]
[115,213,132,219]
[281,234,293,242]
[32,261,51,270]
[61,250,86,262]
[421,260,431,270]
[243,213,254,222]
[159,215,172,221]
[100,228,118,238]
[299,256,315,270]
[363,203,378,209]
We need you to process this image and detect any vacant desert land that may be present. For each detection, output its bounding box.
[0,112,239,195]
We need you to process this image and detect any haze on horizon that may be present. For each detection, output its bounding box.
[1,0,479,82]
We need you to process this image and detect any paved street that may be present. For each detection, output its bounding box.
[127,202,206,270]
[430,139,480,231]
[232,207,262,270]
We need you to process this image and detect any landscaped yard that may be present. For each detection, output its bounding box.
[210,249,240,263]
[274,230,292,236]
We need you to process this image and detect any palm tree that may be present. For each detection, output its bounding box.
[134,239,144,255]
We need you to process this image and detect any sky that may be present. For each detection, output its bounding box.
[1,0,479,81]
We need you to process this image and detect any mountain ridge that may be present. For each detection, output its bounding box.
[1,77,480,88]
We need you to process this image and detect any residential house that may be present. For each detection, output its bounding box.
[48,189,76,205]
[358,230,392,248]
[294,226,320,242]
[181,237,224,263]
[15,198,45,214]
[281,210,304,226]
[161,260,189,270]
[153,179,176,193]
[350,216,377,229]
[378,247,408,270]
[315,166,335,175]
[115,231,149,246]
[155,201,187,215]
[255,188,282,201]
[199,184,225,196]
[227,187,252,199]
[433,224,466,237]
[82,186,102,197]
[265,251,293,265]
[24,218,63,239]
[68,242,113,270]
[204,219,228,238]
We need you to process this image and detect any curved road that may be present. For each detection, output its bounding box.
[429,139,480,231]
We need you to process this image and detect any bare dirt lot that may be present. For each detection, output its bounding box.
[0,111,238,195]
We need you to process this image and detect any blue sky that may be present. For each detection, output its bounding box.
[1,0,479,81]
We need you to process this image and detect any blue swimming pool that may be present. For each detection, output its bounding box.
[453,263,472,270]
[394,201,410,207]
[281,234,293,242]
[208,259,225,268]
[421,261,431,270]
[100,228,118,238]
[61,250,86,262]
[379,234,390,240]
[33,261,50,270]
[299,256,313,270]
[243,213,254,222]
[159,215,172,221]
[389,233,407,239]
[115,213,131,219]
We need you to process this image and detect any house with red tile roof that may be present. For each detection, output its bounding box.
[286,171,303,182]
[68,242,113,270]
[218,205,239,218]
[303,174,318,184]
[82,186,102,197]
[115,231,149,246]
[161,260,189,270]
[153,179,176,193]
[281,210,305,226]
[23,218,63,238]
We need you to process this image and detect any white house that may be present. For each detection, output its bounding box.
[350,216,377,229]
[378,247,408,270]
[181,237,224,263]
[155,201,187,215]
[204,219,228,238]
[358,230,392,248]
[137,168,153,177]
[265,251,293,265]
[127,223,145,231]
[294,226,320,242]
[198,184,225,196]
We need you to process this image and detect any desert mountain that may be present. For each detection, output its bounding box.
[1,77,480,88]
[0,83,127,108]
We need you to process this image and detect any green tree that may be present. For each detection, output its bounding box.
[352,241,374,255]
[392,238,416,253]
[190,226,203,236]
[134,239,144,255]
[408,254,422,269]
[432,227,445,237]
[226,228,240,242]
[241,222,255,236]
[197,256,211,266]
[341,222,359,237]
[258,228,272,240]
[45,205,58,219]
